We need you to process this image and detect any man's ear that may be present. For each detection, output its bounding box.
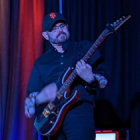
[42,32,49,40]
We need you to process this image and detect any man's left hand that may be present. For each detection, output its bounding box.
[76,59,95,83]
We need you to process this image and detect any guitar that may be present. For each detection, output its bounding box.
[34,15,131,136]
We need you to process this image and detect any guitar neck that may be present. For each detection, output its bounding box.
[83,30,108,62]
[57,69,77,95]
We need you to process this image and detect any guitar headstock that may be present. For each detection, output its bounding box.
[105,15,131,35]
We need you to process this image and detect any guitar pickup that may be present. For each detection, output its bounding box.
[42,109,50,118]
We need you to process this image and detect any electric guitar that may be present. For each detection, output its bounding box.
[34,15,131,136]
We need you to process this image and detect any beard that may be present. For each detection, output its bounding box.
[49,31,70,44]
[57,33,68,42]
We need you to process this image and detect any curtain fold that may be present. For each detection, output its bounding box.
[19,1,44,140]
[0,0,44,140]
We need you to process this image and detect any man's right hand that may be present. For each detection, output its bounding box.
[25,83,57,118]
[25,96,36,118]
[36,83,57,105]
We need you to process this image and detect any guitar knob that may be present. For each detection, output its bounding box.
[50,121,54,124]
[48,103,55,110]
[50,106,54,110]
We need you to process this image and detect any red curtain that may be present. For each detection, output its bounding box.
[0,0,44,140]
[19,1,44,139]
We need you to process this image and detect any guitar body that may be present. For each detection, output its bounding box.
[34,67,80,136]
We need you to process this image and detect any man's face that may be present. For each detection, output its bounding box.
[44,22,70,44]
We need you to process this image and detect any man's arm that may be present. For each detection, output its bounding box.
[25,83,57,118]
[75,59,108,88]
